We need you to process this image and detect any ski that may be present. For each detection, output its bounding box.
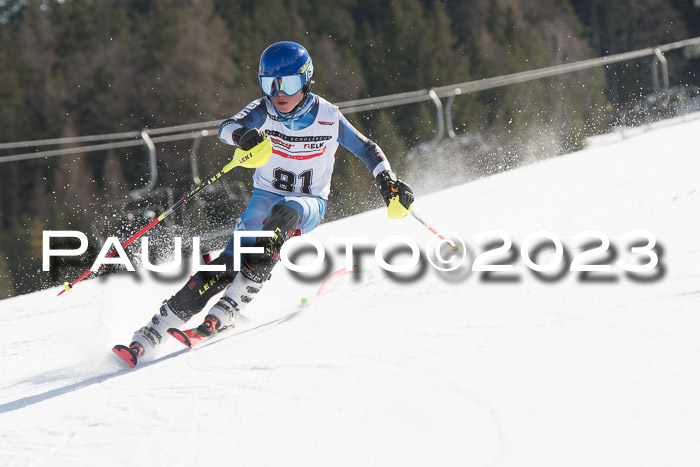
[112,344,138,368]
[167,315,250,349]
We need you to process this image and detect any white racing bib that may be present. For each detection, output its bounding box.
[255,96,340,199]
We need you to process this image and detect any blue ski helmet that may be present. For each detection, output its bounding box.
[258,41,314,98]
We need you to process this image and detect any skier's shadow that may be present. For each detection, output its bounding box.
[0,348,188,414]
[0,309,304,415]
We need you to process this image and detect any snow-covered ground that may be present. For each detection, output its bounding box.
[1,114,699,466]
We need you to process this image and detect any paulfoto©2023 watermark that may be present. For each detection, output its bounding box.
[42,229,664,283]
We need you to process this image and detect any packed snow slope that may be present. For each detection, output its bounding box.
[1,113,699,467]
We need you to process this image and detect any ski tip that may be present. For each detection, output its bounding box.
[167,328,193,348]
[112,344,137,369]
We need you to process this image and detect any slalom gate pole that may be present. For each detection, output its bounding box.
[57,140,273,296]
[409,210,458,250]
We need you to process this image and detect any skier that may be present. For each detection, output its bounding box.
[113,41,414,367]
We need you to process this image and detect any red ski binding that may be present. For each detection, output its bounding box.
[167,328,209,348]
[112,344,138,368]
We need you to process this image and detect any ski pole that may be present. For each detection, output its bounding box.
[409,210,458,250]
[58,139,272,296]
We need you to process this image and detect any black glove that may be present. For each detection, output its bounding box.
[375,170,414,211]
[232,128,265,151]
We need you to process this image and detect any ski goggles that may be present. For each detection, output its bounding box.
[259,74,305,98]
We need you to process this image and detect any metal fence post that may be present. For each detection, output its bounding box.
[428,89,445,145]
[130,130,158,201]
[444,90,460,139]
[652,48,670,92]
[189,132,204,185]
